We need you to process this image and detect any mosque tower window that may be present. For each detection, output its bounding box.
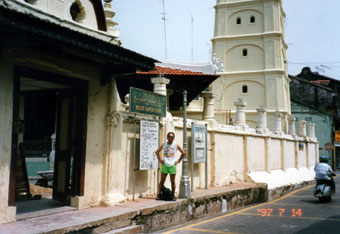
[236,17,241,25]
[242,85,248,93]
[250,16,255,23]
[242,49,248,56]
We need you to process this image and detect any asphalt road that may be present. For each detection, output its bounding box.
[155,175,340,234]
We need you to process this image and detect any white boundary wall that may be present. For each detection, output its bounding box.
[111,115,318,201]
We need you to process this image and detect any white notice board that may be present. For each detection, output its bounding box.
[140,120,159,170]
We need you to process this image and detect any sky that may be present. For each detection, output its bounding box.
[114,0,340,79]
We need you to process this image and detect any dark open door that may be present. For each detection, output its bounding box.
[53,85,87,202]
[9,72,20,206]
[9,67,88,205]
[53,90,73,202]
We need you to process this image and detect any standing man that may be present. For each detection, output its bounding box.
[155,132,185,201]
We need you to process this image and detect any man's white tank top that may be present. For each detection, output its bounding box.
[163,141,178,167]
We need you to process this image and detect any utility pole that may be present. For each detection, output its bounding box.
[160,0,167,60]
[179,90,191,198]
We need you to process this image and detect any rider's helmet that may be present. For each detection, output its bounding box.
[320,155,328,163]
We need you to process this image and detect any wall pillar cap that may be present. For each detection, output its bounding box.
[288,115,296,121]
[274,111,282,118]
[256,105,266,112]
[151,76,170,85]
[234,98,247,107]
[201,91,215,98]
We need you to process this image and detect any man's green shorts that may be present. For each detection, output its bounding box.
[161,164,177,174]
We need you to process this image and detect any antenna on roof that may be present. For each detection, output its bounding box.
[315,65,331,74]
[191,15,194,62]
[160,0,167,60]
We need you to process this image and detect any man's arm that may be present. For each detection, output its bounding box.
[155,143,164,164]
[175,144,186,165]
[328,165,336,177]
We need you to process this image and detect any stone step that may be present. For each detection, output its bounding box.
[101,225,142,234]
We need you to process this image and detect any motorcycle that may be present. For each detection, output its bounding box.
[313,179,334,202]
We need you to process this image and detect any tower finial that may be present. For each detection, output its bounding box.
[103,0,120,38]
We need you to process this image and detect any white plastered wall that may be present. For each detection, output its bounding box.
[26,0,98,30]
[247,136,265,172]
[284,140,296,169]
[212,132,244,185]
[267,138,281,170]
[72,77,107,208]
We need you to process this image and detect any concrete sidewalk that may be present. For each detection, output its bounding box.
[0,182,267,234]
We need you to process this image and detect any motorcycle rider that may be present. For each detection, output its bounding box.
[314,155,336,193]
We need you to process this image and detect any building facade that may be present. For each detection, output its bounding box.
[0,0,156,224]
[290,67,340,169]
[211,0,290,130]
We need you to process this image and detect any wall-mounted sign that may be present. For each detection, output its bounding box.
[335,131,340,142]
[130,87,166,117]
[324,142,334,151]
[139,120,159,170]
[191,124,207,163]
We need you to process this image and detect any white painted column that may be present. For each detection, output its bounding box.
[288,115,296,136]
[201,91,215,121]
[151,77,170,96]
[299,120,307,137]
[234,99,247,127]
[308,122,315,139]
[256,106,268,133]
[151,77,174,134]
[273,111,283,133]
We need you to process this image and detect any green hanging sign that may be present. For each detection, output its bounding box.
[129,87,166,117]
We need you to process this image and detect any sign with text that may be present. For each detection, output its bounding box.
[191,124,207,163]
[139,120,159,170]
[335,131,340,142]
[130,87,166,117]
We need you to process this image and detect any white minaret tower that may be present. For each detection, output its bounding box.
[211,0,290,131]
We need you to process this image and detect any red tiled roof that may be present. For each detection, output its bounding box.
[137,66,217,76]
[311,80,330,85]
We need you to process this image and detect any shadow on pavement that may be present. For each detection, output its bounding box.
[294,215,340,234]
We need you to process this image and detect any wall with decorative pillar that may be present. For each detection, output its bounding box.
[102,107,318,201]
[247,136,266,172]
[284,140,296,169]
[71,65,108,209]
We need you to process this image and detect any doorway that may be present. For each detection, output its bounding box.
[9,67,88,218]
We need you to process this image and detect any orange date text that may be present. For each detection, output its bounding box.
[257,208,303,217]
